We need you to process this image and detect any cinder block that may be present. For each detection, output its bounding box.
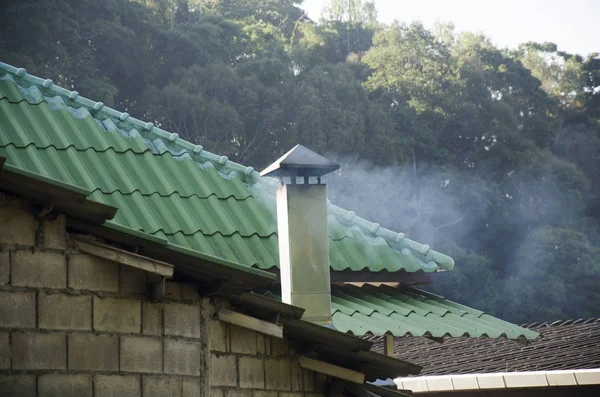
[12,251,66,288]
[288,342,297,356]
[182,378,201,397]
[68,334,118,371]
[0,201,37,246]
[0,374,36,397]
[12,332,66,369]
[239,357,265,389]
[314,373,327,393]
[211,388,225,397]
[181,283,199,301]
[95,375,141,397]
[164,339,201,376]
[42,215,67,250]
[68,254,119,292]
[226,391,251,397]
[93,297,141,333]
[270,337,288,356]
[165,281,182,300]
[120,265,148,295]
[164,302,201,338]
[39,293,91,330]
[208,319,229,352]
[209,354,237,387]
[265,358,291,391]
[256,333,265,354]
[0,332,9,369]
[290,360,302,391]
[120,336,162,373]
[142,377,181,397]
[279,393,304,397]
[253,391,278,397]
[230,325,257,355]
[0,291,35,328]
[144,377,180,397]
[0,252,9,285]
[142,302,162,336]
[38,374,92,397]
[302,369,315,392]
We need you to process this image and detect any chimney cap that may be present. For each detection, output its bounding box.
[260,144,340,178]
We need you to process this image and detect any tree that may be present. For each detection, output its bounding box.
[2,0,598,323]
[499,227,600,322]
[322,0,377,24]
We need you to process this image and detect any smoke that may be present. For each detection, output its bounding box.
[320,152,597,322]
[322,155,486,250]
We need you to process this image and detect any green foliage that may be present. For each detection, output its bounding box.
[2,0,599,322]
[499,227,600,322]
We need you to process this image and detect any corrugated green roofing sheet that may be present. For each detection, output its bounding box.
[261,284,539,340]
[0,61,453,274]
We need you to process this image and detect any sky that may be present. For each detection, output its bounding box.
[301,0,600,56]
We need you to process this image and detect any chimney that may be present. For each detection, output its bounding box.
[261,145,339,325]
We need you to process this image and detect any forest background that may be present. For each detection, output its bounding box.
[2,0,599,323]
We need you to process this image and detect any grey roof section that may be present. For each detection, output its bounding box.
[369,318,600,376]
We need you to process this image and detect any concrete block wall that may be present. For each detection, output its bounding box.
[1,194,331,397]
[206,312,328,397]
[0,194,206,397]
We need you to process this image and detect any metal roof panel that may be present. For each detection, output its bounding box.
[0,62,455,274]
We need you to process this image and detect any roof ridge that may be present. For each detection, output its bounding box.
[328,203,454,270]
[521,318,600,328]
[0,61,260,182]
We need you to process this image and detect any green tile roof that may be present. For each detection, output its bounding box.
[0,61,454,274]
[261,284,540,340]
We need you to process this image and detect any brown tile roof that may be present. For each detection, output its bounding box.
[369,318,600,376]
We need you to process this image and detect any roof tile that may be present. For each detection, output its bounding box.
[259,284,538,340]
[0,61,453,274]
[370,319,600,375]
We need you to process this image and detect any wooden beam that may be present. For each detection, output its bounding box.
[299,356,365,384]
[73,237,174,278]
[217,308,283,339]
[384,334,394,357]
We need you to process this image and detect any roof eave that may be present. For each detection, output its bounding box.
[223,291,421,380]
[1,165,276,290]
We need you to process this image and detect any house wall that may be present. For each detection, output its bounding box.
[0,193,326,397]
[207,312,327,397]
